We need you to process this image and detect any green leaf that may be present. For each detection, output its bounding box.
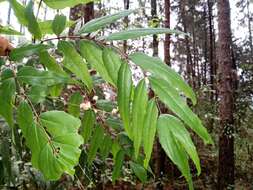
[130,162,147,183]
[0,25,22,35]
[87,125,104,165]
[104,28,186,41]
[17,102,83,180]
[9,44,48,61]
[79,40,114,85]
[79,9,135,34]
[28,85,48,104]
[143,99,158,168]
[99,135,113,161]
[68,92,83,117]
[157,118,193,190]
[149,77,213,145]
[102,47,122,86]
[96,99,116,112]
[17,66,68,86]
[117,62,133,139]
[25,0,42,39]
[52,14,67,36]
[8,0,28,26]
[39,20,75,36]
[0,77,16,127]
[43,0,97,9]
[58,41,93,91]
[80,109,96,144]
[158,115,201,175]
[49,84,64,97]
[132,79,148,158]
[129,52,196,105]
[39,51,67,76]
[112,150,124,182]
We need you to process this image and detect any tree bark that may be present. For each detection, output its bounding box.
[217,0,235,189]
[151,0,159,56]
[123,0,130,53]
[164,0,171,66]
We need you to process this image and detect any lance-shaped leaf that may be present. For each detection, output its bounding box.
[8,0,28,26]
[102,47,122,86]
[130,162,147,183]
[143,99,158,168]
[129,52,196,105]
[39,51,67,76]
[17,66,68,86]
[0,77,16,127]
[52,14,67,36]
[17,102,83,180]
[10,44,48,61]
[87,125,104,165]
[158,114,201,175]
[79,40,113,85]
[0,25,22,35]
[79,9,135,34]
[112,150,124,182]
[117,62,133,139]
[149,77,213,145]
[104,28,186,41]
[25,1,42,39]
[43,0,97,9]
[132,79,148,158]
[157,117,193,190]
[57,41,93,91]
[99,135,113,161]
[80,109,96,144]
[68,92,83,117]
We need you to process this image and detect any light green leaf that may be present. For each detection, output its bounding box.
[28,85,48,104]
[157,118,193,190]
[87,125,104,165]
[79,40,114,85]
[0,77,16,127]
[39,20,75,36]
[129,52,196,105]
[112,150,124,182]
[8,0,28,26]
[18,102,83,180]
[17,66,68,86]
[80,109,96,144]
[117,62,133,139]
[0,25,22,35]
[159,115,201,175]
[102,47,122,86]
[52,14,67,36]
[57,41,93,91]
[79,9,135,34]
[149,77,213,145]
[104,28,186,41]
[25,0,42,39]
[130,162,147,183]
[68,92,83,117]
[143,99,158,168]
[132,79,148,158]
[9,44,48,61]
[43,0,97,9]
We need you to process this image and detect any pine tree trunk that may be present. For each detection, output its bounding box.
[217,0,235,189]
[164,0,171,66]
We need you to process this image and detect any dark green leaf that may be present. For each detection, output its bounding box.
[149,77,213,145]
[105,28,186,41]
[117,62,133,139]
[68,92,83,117]
[58,41,93,91]
[10,44,48,61]
[80,109,96,144]
[132,79,148,158]
[79,9,135,34]
[112,150,124,182]
[96,99,116,112]
[130,162,147,183]
[99,135,113,161]
[129,52,196,105]
[25,1,42,39]
[52,14,67,36]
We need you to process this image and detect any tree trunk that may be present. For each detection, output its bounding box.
[123,0,130,53]
[164,0,171,66]
[217,0,235,189]
[151,0,159,56]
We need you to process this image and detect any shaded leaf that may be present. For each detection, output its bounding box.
[130,162,147,183]
[52,14,67,36]
[112,150,124,182]
[68,92,83,117]
[80,109,96,144]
